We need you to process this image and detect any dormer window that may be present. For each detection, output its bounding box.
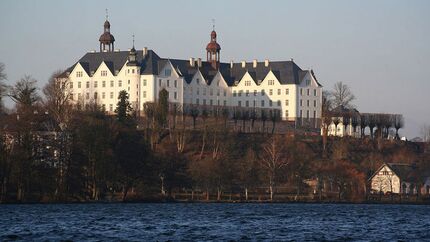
[268,80,274,85]
[101,70,108,76]
[76,71,83,77]
[196,78,200,84]
[245,80,251,86]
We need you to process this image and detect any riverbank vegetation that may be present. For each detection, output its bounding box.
[0,69,429,203]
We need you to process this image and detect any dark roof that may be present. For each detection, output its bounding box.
[370,163,419,183]
[59,50,316,87]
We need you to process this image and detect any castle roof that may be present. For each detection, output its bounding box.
[59,49,320,87]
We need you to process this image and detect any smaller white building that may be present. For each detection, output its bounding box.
[369,163,420,195]
[322,105,361,138]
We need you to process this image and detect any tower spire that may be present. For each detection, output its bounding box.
[105,8,108,21]
[132,34,135,48]
[212,18,215,31]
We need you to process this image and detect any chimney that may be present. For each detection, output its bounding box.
[253,59,257,68]
[230,60,234,68]
[264,59,269,67]
[241,60,246,68]
[189,57,195,67]
[197,58,202,68]
[143,47,148,56]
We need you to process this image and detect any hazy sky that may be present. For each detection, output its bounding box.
[1,0,429,138]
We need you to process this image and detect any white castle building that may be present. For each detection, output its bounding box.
[58,18,323,123]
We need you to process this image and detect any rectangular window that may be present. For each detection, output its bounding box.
[143,91,147,98]
[285,110,289,118]
[277,89,281,95]
[165,69,171,76]
[101,70,107,76]
[102,104,106,110]
[69,82,74,89]
[174,92,177,99]
[102,81,106,88]
[76,71,83,77]
[102,92,105,99]
[300,110,303,117]
[269,100,273,107]
[110,92,114,99]
[307,110,310,119]
[94,92,98,99]
[174,80,177,88]
[70,93,74,100]
[223,100,227,106]
[261,89,265,96]
[159,79,162,87]
[78,93,82,100]
[143,79,147,86]
[203,88,207,95]
[254,90,257,96]
[86,93,89,99]
[94,81,98,88]
[285,88,289,95]
[167,80,170,87]
[300,88,303,96]
[314,89,317,96]
[285,100,289,106]
[268,80,274,85]
[132,69,135,74]
[314,100,317,107]
[118,80,122,87]
[86,82,89,88]
[110,80,114,87]
[246,100,249,107]
[313,110,316,118]
[307,89,310,96]
[246,90,249,97]
[233,91,236,97]
[277,100,281,106]
[307,100,310,107]
[238,101,242,107]
[238,91,242,97]
[78,82,81,88]
[269,89,273,95]
[245,80,251,86]
[128,80,130,85]
[109,104,113,111]
[300,99,303,106]
[261,100,265,107]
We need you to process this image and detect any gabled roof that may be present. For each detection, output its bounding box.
[59,50,317,87]
[370,162,419,183]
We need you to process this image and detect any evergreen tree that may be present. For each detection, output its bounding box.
[115,90,133,124]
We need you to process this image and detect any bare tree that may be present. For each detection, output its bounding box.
[8,75,40,109]
[394,114,404,140]
[260,136,289,201]
[0,63,7,111]
[321,91,332,155]
[330,82,355,108]
[421,124,430,142]
[43,70,72,125]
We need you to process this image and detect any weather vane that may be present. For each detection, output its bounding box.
[132,34,135,47]
[105,8,108,20]
[212,19,215,31]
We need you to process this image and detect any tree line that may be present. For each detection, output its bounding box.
[0,67,428,203]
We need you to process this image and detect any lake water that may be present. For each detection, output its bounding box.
[0,203,429,241]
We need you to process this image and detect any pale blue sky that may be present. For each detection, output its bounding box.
[1,0,429,138]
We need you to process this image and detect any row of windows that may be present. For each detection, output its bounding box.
[194,78,224,87]
[299,99,318,107]
[195,99,227,106]
[237,99,289,108]
[159,79,178,88]
[299,110,317,118]
[71,79,148,89]
[76,68,138,78]
[190,87,227,96]
[233,88,290,97]
[300,88,318,96]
